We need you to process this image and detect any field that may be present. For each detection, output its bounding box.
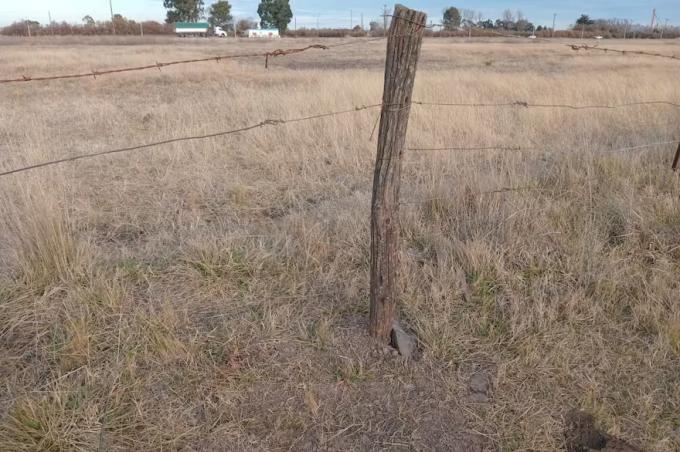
[1,35,680,451]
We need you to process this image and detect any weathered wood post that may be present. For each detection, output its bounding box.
[672,141,680,171]
[369,5,426,342]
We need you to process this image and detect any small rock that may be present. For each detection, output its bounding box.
[469,392,489,403]
[390,322,416,359]
[564,409,641,452]
[468,372,491,403]
[564,410,608,452]
[469,372,490,394]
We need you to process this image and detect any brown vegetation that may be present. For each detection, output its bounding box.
[1,36,680,450]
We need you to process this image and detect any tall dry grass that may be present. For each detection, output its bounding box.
[1,37,680,450]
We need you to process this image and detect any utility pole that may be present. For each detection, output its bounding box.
[48,11,53,35]
[294,16,296,32]
[580,22,585,40]
[26,21,31,37]
[660,18,669,39]
[650,8,656,30]
[110,0,116,35]
[552,13,556,37]
[383,4,388,31]
[350,10,353,29]
[140,22,144,37]
[361,13,364,31]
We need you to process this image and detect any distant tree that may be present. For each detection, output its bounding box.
[460,8,480,25]
[478,19,494,29]
[369,21,382,32]
[442,7,461,30]
[516,19,530,32]
[353,25,362,32]
[208,0,232,28]
[257,0,292,32]
[82,15,95,26]
[536,25,543,31]
[502,9,514,23]
[576,14,594,26]
[163,0,204,23]
[235,18,257,35]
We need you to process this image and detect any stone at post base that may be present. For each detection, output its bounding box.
[390,321,417,359]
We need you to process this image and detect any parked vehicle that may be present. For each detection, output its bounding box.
[174,22,210,37]
[214,26,227,37]
[246,29,280,38]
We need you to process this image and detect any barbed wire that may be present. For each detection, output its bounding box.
[4,33,678,86]
[399,185,548,205]
[2,97,678,178]
[0,104,382,178]
[0,44,329,84]
[406,140,678,155]
[374,139,679,167]
[408,145,523,152]
[567,44,680,61]
[413,100,680,110]
[399,156,680,205]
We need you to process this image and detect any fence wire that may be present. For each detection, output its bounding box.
[407,140,679,155]
[2,97,679,178]
[567,44,680,61]
[0,104,382,177]
[0,43,330,84]
[413,100,680,110]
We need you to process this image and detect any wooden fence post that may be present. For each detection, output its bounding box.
[369,5,426,342]
[672,141,680,171]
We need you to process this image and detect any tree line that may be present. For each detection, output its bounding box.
[0,16,173,37]
[163,0,291,33]
[2,2,677,39]
[440,6,679,38]
[0,0,292,37]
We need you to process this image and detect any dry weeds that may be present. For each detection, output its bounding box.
[1,36,680,451]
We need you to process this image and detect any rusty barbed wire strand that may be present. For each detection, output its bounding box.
[0,35,433,84]
[1,95,677,178]
[408,145,524,152]
[567,44,680,61]
[399,141,679,202]
[599,140,680,153]
[0,104,382,178]
[405,140,678,156]
[0,44,329,84]
[412,100,680,110]
[400,185,548,205]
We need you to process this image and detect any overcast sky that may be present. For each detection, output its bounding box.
[0,1,677,29]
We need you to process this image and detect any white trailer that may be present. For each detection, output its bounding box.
[175,22,210,37]
[247,29,280,38]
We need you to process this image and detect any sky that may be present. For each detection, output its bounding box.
[0,1,678,30]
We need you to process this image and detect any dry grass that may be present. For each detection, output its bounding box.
[1,36,680,451]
